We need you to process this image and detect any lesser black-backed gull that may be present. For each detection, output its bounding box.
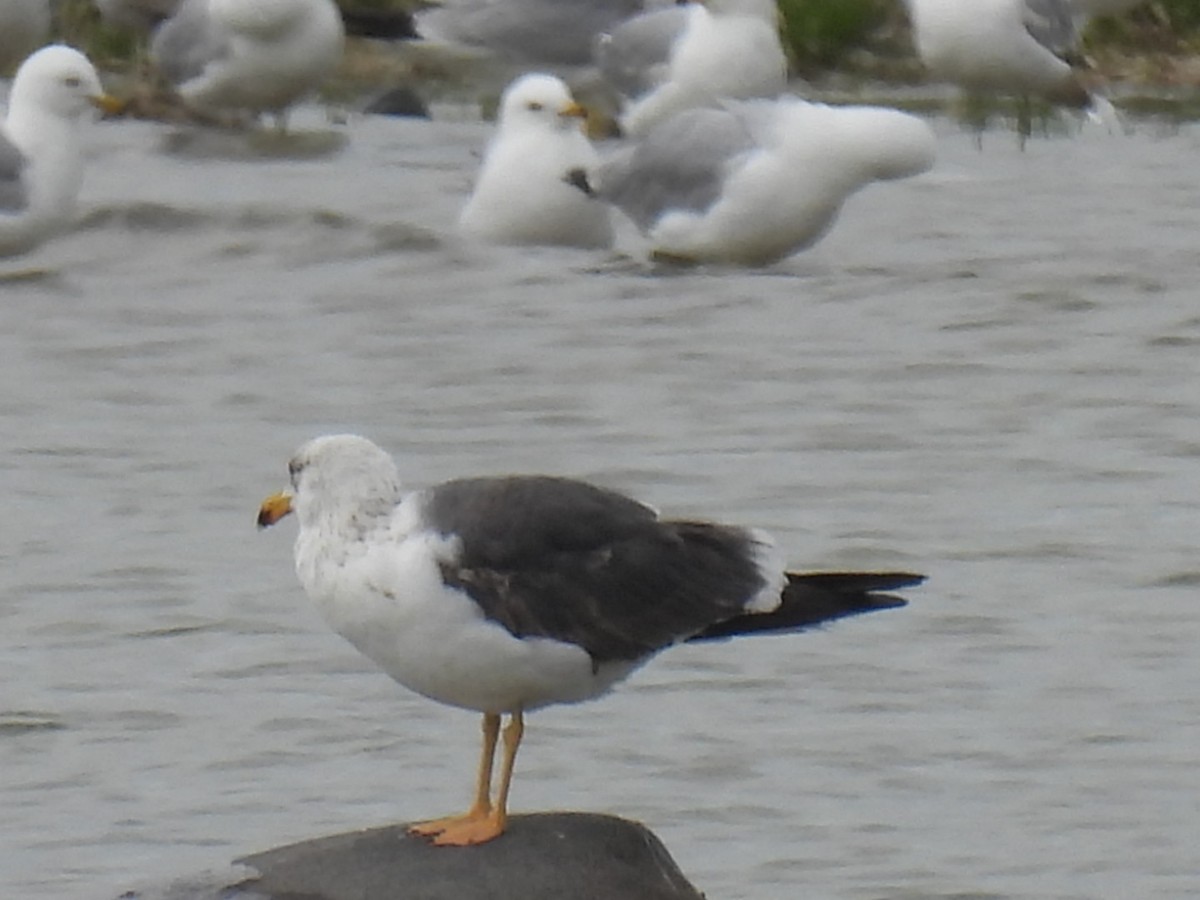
[258,434,922,846]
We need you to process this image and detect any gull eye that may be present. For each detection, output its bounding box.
[288,458,304,485]
[65,75,81,88]
[527,101,543,112]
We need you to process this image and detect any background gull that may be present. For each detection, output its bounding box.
[568,96,936,266]
[1,46,115,258]
[906,0,1092,107]
[0,0,51,75]
[257,433,921,845]
[593,1,693,100]
[150,0,345,127]
[94,0,183,34]
[610,0,788,137]
[459,73,613,249]
[415,0,674,66]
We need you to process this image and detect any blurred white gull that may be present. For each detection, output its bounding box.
[460,73,613,249]
[151,0,345,126]
[568,97,935,266]
[0,0,51,74]
[906,0,1092,106]
[1,46,116,258]
[94,0,182,33]
[416,0,675,66]
[604,0,788,137]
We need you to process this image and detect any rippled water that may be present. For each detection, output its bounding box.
[2,104,1199,899]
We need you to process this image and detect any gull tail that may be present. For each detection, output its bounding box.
[687,572,922,642]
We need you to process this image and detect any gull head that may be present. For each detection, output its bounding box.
[497,73,589,136]
[258,434,403,532]
[8,45,119,121]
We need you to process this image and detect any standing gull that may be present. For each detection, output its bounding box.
[459,73,613,249]
[2,46,118,258]
[906,0,1092,107]
[606,0,788,137]
[568,97,936,266]
[258,434,923,846]
[150,0,345,127]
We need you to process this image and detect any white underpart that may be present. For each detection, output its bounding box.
[295,493,640,714]
[619,0,787,137]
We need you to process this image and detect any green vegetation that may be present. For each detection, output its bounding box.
[777,0,893,72]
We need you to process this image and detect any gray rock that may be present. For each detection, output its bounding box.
[117,813,707,900]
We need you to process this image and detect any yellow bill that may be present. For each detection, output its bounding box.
[257,491,294,528]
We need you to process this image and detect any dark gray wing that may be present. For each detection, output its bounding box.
[424,476,773,662]
[0,130,30,214]
[593,105,755,232]
[1023,0,1079,57]
[151,0,228,84]
[594,5,690,99]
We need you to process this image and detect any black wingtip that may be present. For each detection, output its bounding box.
[563,167,594,196]
[686,570,923,642]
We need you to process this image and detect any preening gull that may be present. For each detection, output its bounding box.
[0,0,50,74]
[568,97,936,266]
[459,73,613,249]
[606,0,788,137]
[416,0,670,66]
[1,46,117,258]
[906,0,1092,106]
[258,434,922,846]
[151,0,345,125]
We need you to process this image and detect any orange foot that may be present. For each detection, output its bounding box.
[407,808,506,846]
[428,811,506,846]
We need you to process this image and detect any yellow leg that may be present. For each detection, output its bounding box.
[427,711,524,847]
[409,712,499,838]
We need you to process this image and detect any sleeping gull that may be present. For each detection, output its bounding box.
[459,73,613,249]
[0,0,50,74]
[567,97,936,266]
[416,0,670,66]
[605,0,788,137]
[150,0,345,127]
[258,433,923,845]
[2,46,118,258]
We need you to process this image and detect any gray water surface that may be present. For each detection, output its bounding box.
[2,107,1199,899]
